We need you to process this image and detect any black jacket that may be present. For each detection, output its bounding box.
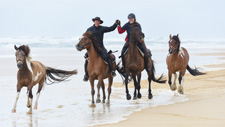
[86,23,117,51]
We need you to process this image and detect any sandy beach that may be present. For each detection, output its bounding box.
[96,55,225,127]
[0,45,225,127]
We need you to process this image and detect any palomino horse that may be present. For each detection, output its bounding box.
[167,34,205,94]
[12,45,77,113]
[117,24,166,100]
[76,31,116,106]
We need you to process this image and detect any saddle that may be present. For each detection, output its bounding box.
[103,50,116,64]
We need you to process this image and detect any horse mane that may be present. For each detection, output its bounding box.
[172,35,180,53]
[18,45,31,58]
[129,24,140,40]
[83,31,102,54]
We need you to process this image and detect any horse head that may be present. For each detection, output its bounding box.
[168,34,180,54]
[130,24,145,43]
[14,45,30,69]
[76,31,93,51]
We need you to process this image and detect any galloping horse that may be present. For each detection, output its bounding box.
[117,24,166,100]
[12,45,77,113]
[76,31,116,106]
[167,34,205,94]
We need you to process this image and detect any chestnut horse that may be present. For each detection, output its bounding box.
[12,45,77,113]
[117,24,166,100]
[76,31,116,107]
[167,34,205,94]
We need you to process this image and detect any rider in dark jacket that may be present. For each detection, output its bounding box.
[83,17,120,81]
[117,13,151,72]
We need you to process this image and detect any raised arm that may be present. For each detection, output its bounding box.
[103,23,117,33]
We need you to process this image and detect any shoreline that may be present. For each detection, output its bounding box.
[95,54,225,127]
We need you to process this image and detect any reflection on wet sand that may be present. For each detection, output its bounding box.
[91,104,111,124]
[12,114,39,127]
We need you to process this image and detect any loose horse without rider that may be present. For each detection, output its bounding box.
[117,24,166,100]
[76,31,116,107]
[167,34,205,94]
[12,45,77,113]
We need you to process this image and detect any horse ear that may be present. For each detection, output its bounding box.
[84,31,92,37]
[177,34,179,37]
[169,34,172,39]
[14,45,18,50]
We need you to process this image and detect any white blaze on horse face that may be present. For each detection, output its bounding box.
[34,72,42,82]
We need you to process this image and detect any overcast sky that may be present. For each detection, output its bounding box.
[0,0,224,40]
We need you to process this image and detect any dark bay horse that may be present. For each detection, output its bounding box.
[12,45,77,113]
[167,34,205,94]
[117,25,166,100]
[76,31,116,107]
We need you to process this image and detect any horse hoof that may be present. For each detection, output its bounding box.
[89,103,96,108]
[102,100,105,103]
[148,94,153,99]
[126,94,131,100]
[96,99,101,103]
[133,95,137,100]
[178,86,184,94]
[137,93,142,99]
[33,106,37,110]
[170,85,177,91]
[11,109,16,113]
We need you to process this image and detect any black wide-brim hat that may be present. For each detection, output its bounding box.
[92,17,103,24]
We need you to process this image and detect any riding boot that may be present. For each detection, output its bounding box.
[144,55,151,72]
[121,54,126,72]
[83,60,89,81]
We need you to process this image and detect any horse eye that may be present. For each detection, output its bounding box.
[84,38,87,40]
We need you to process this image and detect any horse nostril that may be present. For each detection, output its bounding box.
[17,63,23,68]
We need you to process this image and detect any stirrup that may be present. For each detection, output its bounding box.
[146,68,151,72]
[111,71,116,77]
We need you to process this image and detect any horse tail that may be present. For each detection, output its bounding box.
[45,67,77,84]
[151,60,167,83]
[186,64,205,76]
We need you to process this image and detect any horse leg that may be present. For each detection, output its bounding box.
[34,79,44,110]
[168,71,176,91]
[132,75,138,100]
[171,73,177,91]
[96,79,102,103]
[11,85,22,113]
[178,72,184,94]
[125,74,131,100]
[148,76,153,99]
[27,88,33,114]
[89,78,96,107]
[107,76,113,105]
[137,73,142,99]
[101,81,106,103]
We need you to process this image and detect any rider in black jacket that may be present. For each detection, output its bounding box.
[83,17,120,81]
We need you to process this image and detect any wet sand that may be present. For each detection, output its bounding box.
[96,55,225,127]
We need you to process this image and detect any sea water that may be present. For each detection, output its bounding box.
[0,37,225,127]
